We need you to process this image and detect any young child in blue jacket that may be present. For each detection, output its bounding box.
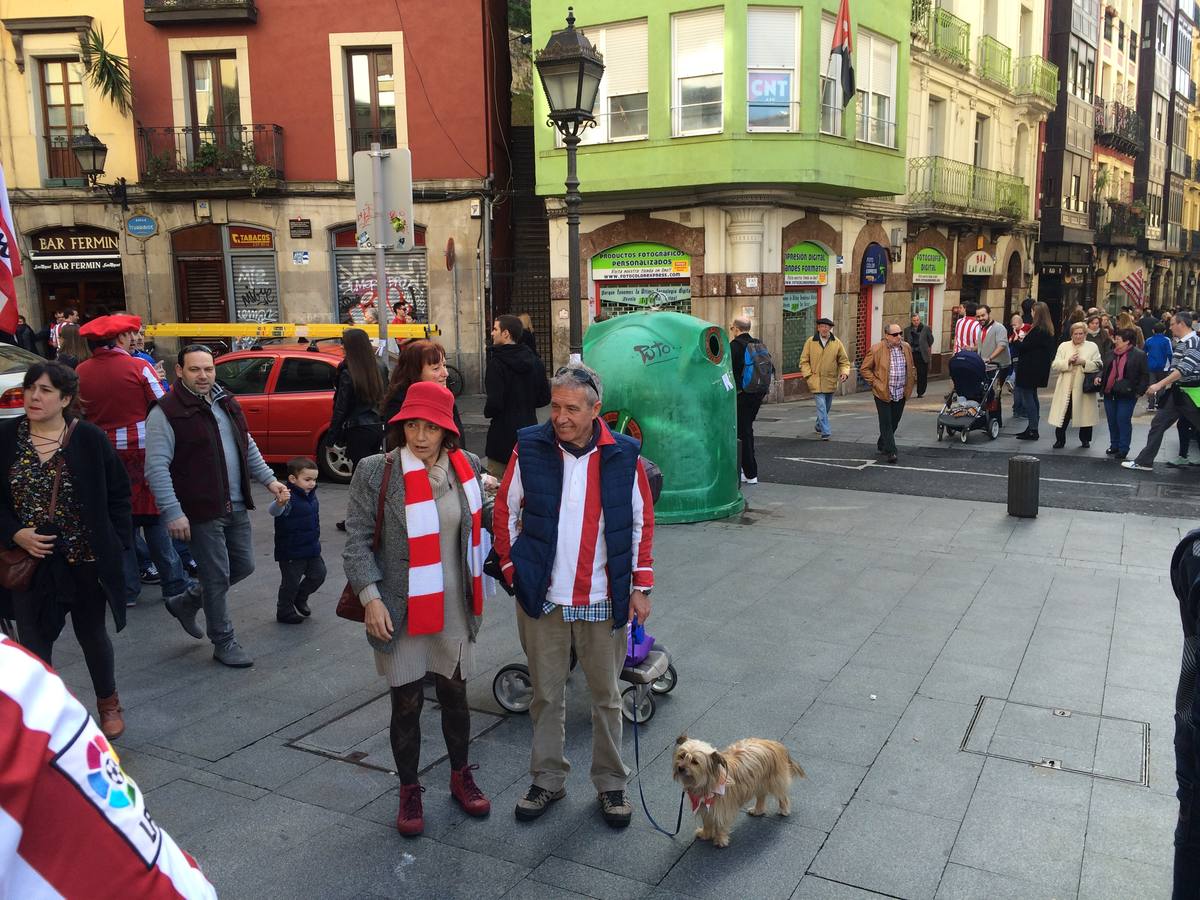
[269,457,327,624]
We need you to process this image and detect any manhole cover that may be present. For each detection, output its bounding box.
[287,690,504,775]
[960,697,1149,786]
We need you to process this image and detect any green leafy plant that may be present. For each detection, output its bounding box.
[248,164,274,197]
[192,141,220,172]
[79,26,132,115]
[144,150,176,181]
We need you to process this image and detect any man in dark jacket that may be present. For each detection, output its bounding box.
[145,344,289,667]
[484,314,550,476]
[902,313,935,398]
[1171,530,1200,898]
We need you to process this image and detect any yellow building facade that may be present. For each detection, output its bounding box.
[1184,24,1200,308]
[0,3,138,325]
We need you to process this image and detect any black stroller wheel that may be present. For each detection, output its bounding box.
[959,428,969,443]
[651,664,678,695]
[988,418,1001,439]
[493,664,533,713]
[937,424,945,441]
[621,686,655,723]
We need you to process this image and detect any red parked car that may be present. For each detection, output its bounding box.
[214,343,353,483]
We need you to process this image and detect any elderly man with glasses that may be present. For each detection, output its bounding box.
[145,344,290,668]
[859,325,917,463]
[493,362,655,830]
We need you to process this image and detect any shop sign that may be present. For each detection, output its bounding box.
[784,241,831,287]
[30,228,122,274]
[964,250,995,276]
[782,292,818,314]
[591,242,691,280]
[289,218,313,239]
[861,244,888,285]
[228,226,274,250]
[292,251,310,265]
[598,283,691,309]
[911,248,947,283]
[126,214,158,240]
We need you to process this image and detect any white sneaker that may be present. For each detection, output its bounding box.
[739,472,747,483]
[744,477,759,485]
[1121,460,1153,471]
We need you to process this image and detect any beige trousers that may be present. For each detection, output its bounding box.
[515,603,628,793]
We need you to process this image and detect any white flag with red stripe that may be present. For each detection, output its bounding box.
[0,164,22,335]
[1120,267,1145,309]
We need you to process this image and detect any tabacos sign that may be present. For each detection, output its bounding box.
[591,242,690,280]
[228,226,274,250]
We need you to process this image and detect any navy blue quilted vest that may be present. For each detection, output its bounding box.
[273,485,321,561]
[511,420,640,626]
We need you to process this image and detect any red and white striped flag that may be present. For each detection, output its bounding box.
[826,0,856,109]
[1120,267,1145,309]
[0,163,23,335]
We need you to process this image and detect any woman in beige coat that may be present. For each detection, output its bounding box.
[1048,321,1102,449]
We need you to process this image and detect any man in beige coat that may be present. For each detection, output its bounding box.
[859,325,917,463]
[798,317,851,440]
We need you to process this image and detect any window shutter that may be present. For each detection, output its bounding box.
[605,20,649,96]
[674,8,725,78]
[872,36,895,97]
[747,7,797,69]
[820,15,835,75]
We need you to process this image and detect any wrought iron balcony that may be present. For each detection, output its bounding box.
[911,0,932,36]
[1094,101,1143,155]
[977,35,1011,90]
[1013,56,1059,107]
[930,8,970,69]
[907,156,1028,221]
[1091,198,1143,246]
[42,134,85,187]
[136,124,283,191]
[144,0,257,24]
[350,127,398,154]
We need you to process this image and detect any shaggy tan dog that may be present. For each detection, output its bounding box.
[672,734,805,848]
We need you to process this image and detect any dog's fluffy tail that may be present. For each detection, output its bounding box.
[788,756,806,778]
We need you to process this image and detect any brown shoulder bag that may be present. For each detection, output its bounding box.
[335,453,395,622]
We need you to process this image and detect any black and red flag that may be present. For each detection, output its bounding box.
[827,0,856,108]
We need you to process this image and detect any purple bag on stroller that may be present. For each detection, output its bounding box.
[626,618,653,667]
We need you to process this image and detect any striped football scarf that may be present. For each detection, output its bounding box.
[400,446,485,635]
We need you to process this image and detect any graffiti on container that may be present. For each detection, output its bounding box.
[632,341,676,366]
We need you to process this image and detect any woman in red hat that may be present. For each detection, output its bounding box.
[342,381,491,837]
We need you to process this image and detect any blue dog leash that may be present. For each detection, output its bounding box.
[629,616,685,837]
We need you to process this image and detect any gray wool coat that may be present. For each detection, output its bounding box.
[342,449,492,654]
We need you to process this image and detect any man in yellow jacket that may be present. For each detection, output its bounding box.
[859,325,917,463]
[798,317,851,440]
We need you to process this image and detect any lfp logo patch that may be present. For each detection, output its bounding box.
[85,734,137,810]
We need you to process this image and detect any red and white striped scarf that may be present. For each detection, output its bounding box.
[400,447,485,635]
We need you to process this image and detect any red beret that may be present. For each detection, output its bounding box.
[79,314,143,341]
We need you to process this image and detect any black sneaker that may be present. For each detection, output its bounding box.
[276,609,304,625]
[514,784,565,821]
[140,565,161,585]
[598,790,632,828]
[295,595,312,617]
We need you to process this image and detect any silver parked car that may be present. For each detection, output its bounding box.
[0,343,46,417]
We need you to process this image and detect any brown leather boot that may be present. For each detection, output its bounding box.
[96,693,125,740]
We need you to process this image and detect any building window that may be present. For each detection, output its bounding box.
[746,6,798,132]
[1117,19,1125,52]
[926,97,945,156]
[819,15,841,136]
[1102,12,1113,43]
[1067,37,1094,103]
[347,49,397,153]
[1130,30,1137,62]
[855,30,897,148]
[574,20,648,145]
[188,54,241,142]
[672,8,724,137]
[39,59,86,183]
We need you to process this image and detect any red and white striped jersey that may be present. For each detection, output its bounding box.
[494,424,654,607]
[953,317,983,354]
[76,346,166,450]
[0,635,217,899]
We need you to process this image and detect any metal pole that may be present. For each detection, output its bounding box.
[370,142,390,350]
[480,192,492,392]
[451,257,463,375]
[563,131,583,363]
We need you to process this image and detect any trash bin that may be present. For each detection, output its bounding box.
[583,311,744,524]
[1007,455,1039,518]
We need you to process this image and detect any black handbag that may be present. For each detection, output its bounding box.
[1083,369,1104,394]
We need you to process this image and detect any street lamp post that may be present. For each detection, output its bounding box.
[71,126,128,211]
[535,7,604,363]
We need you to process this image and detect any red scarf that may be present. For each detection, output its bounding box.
[400,448,485,635]
[1105,345,1129,394]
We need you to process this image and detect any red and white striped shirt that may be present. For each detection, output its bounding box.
[953,316,983,354]
[494,422,654,607]
[0,635,217,899]
[76,346,166,450]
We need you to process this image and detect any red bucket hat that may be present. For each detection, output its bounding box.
[389,381,458,435]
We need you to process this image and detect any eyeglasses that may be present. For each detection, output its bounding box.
[885,331,902,337]
[555,366,599,396]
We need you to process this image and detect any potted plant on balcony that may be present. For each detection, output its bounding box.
[190,141,221,174]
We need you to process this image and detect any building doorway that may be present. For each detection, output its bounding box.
[1004,252,1023,322]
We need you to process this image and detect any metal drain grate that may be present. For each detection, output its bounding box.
[286,690,505,775]
[960,697,1150,786]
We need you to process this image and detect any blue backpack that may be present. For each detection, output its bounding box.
[741,340,775,394]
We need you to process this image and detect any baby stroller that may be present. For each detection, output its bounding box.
[936,350,1003,443]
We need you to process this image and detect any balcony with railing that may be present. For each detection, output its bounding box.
[350,127,398,154]
[144,0,257,23]
[136,124,283,192]
[907,156,1028,221]
[930,8,970,69]
[1013,56,1059,108]
[1093,101,1143,155]
[42,135,85,187]
[977,35,1012,90]
[1091,198,1143,246]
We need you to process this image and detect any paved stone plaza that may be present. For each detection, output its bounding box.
[46,458,1188,899]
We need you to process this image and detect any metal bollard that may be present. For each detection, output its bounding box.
[1007,455,1040,518]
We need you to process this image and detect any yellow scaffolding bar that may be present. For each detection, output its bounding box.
[143,322,441,341]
